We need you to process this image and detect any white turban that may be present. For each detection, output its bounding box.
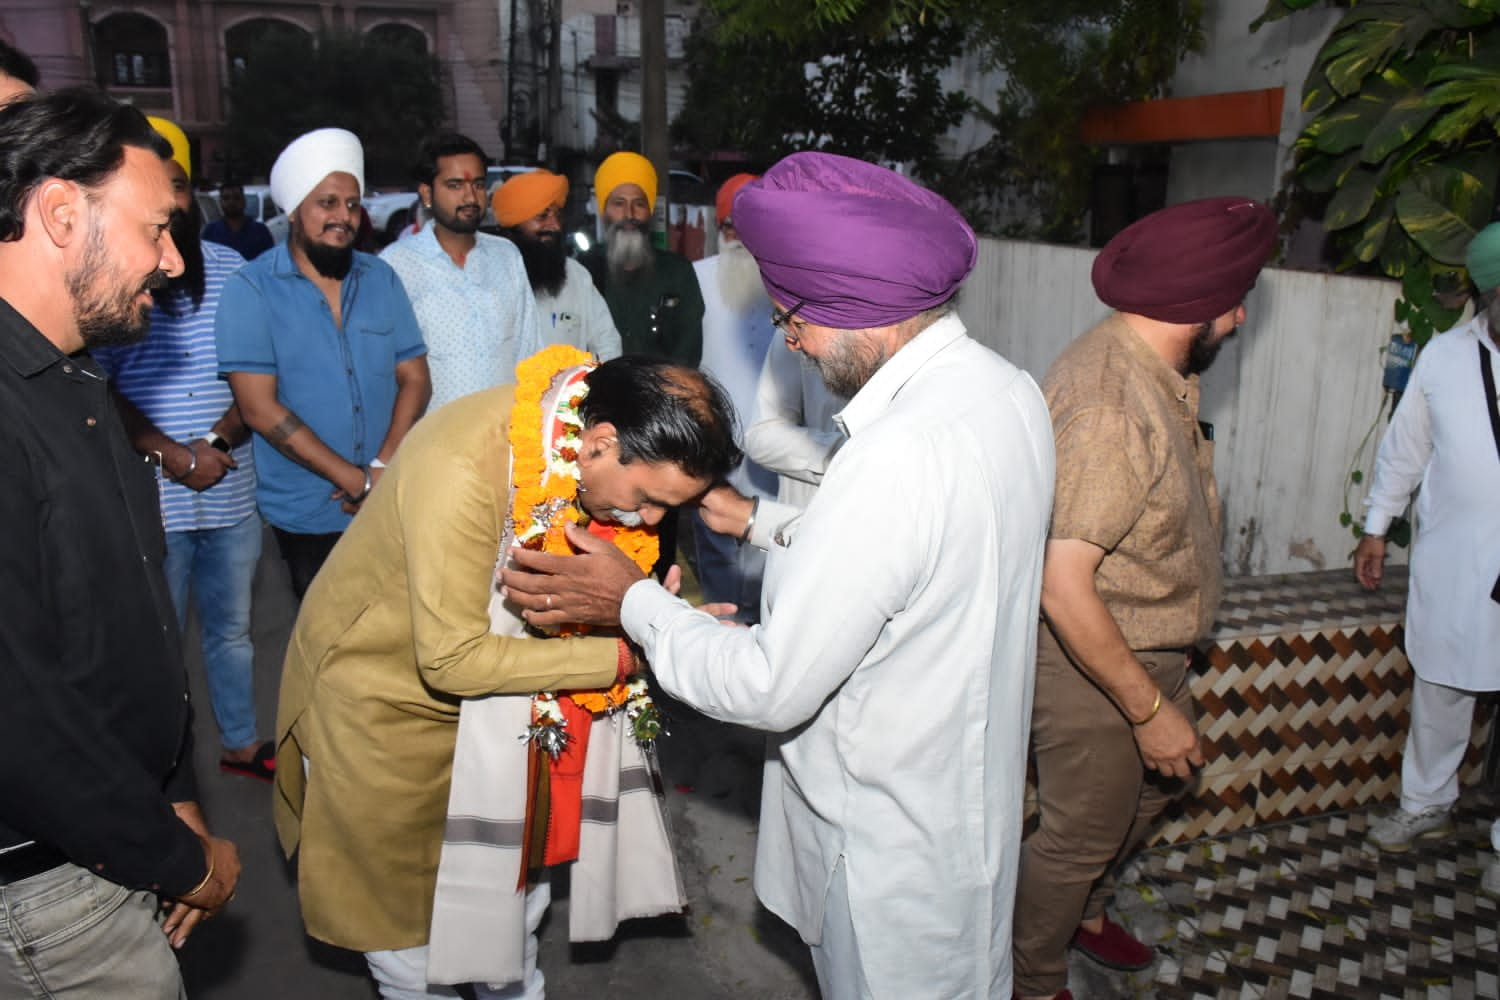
[270,128,365,216]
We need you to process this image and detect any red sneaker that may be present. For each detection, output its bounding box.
[1071,916,1154,971]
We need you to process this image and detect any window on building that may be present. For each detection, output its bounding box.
[225,17,313,81]
[366,23,428,56]
[93,13,171,89]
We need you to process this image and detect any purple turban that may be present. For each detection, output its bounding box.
[1091,197,1277,324]
[731,152,977,328]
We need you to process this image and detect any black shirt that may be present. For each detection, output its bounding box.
[579,246,705,366]
[0,297,205,895]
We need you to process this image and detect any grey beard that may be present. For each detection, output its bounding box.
[717,239,767,314]
[606,223,654,283]
[812,329,887,398]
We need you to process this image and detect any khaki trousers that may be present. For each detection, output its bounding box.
[1012,622,1196,997]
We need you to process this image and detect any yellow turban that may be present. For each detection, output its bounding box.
[593,151,657,216]
[493,169,569,228]
[146,116,191,180]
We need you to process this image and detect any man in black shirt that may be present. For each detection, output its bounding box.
[0,88,240,997]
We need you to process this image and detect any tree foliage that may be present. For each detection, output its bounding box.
[672,17,970,179]
[935,0,1204,240]
[225,28,444,187]
[1259,0,1500,345]
[677,0,1203,242]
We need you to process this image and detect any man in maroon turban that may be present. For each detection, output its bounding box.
[500,151,1055,998]
[1014,196,1276,1000]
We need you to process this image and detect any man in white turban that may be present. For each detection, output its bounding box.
[215,128,431,598]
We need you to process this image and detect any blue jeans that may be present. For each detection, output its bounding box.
[0,863,184,998]
[163,514,263,751]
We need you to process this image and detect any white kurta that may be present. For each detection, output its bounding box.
[622,314,1055,998]
[692,255,780,502]
[532,257,622,361]
[1363,317,1500,691]
[744,333,846,509]
[691,255,780,613]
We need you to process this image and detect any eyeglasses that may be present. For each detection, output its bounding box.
[771,301,806,344]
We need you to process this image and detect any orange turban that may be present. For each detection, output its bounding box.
[493,170,569,228]
[593,151,657,215]
[147,116,191,180]
[716,172,758,224]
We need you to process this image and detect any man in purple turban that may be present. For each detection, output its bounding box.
[500,151,1056,998]
[1013,196,1276,1000]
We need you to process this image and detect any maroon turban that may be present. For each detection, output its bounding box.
[1091,197,1277,324]
[731,152,977,329]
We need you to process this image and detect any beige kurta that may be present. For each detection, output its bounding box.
[272,386,617,953]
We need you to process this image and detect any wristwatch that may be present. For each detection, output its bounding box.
[202,431,231,453]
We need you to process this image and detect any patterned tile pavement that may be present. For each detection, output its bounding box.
[1073,789,1500,1000]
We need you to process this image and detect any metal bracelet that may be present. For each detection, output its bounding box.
[168,442,198,482]
[738,496,760,544]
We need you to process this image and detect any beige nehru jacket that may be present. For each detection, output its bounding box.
[1043,313,1222,650]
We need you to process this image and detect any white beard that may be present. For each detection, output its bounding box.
[606,223,654,281]
[717,239,768,314]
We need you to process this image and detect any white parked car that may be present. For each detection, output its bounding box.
[363,191,420,241]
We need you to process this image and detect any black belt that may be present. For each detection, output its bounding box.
[0,842,69,886]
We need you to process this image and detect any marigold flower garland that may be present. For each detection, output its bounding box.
[509,345,662,754]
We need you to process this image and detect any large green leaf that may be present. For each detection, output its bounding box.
[1429,0,1495,29]
[1423,59,1500,139]
[1353,201,1397,261]
[1361,88,1442,162]
[1302,64,1339,114]
[1251,0,1326,32]
[1377,228,1422,278]
[1299,148,1364,193]
[1325,165,1382,230]
[1395,158,1499,263]
[1321,17,1411,96]
[1305,92,1392,154]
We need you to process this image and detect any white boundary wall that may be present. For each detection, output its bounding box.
[956,237,1404,578]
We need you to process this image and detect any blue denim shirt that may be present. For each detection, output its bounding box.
[215,243,426,534]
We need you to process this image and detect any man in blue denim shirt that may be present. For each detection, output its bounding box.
[216,128,430,598]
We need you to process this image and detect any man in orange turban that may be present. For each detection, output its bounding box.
[493,169,620,360]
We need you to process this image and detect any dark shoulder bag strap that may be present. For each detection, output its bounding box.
[1481,342,1500,464]
[1477,343,1500,603]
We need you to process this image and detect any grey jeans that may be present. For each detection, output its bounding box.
[0,861,185,999]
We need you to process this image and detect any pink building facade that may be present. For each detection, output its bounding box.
[0,0,505,183]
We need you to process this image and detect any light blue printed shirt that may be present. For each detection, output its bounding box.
[381,224,542,411]
[94,240,257,533]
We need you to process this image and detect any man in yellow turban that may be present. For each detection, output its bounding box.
[576,151,705,579]
[493,169,620,360]
[577,152,703,365]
